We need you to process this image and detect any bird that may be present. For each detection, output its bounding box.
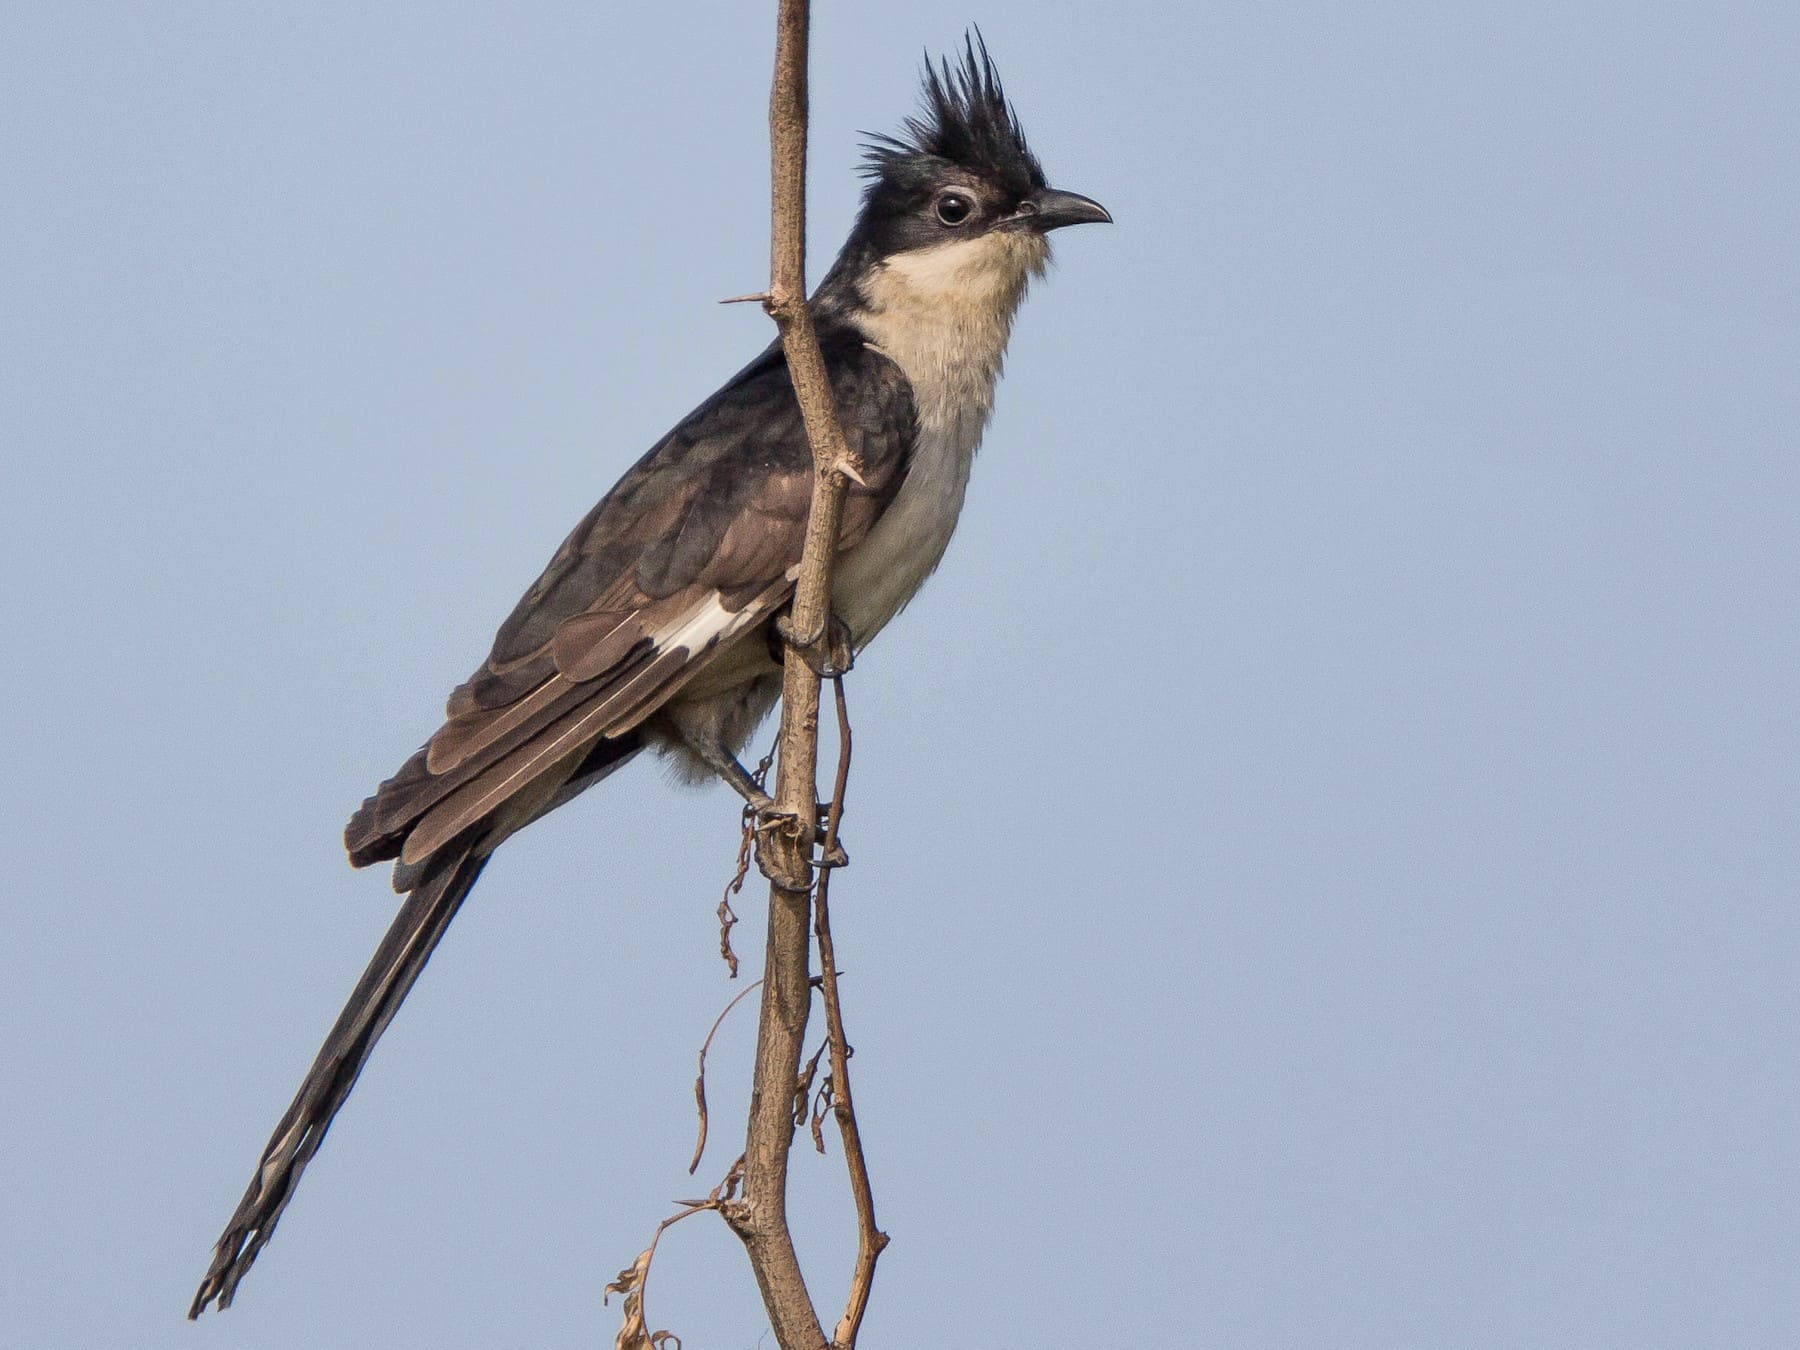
[190,35,1109,1316]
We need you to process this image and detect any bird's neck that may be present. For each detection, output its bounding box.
[825,232,1048,435]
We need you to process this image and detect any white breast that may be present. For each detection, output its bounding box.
[831,230,1046,646]
[833,408,983,644]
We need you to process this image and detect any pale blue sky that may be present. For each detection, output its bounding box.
[4,4,1797,1347]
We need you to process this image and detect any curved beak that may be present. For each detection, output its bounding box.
[1023,187,1112,232]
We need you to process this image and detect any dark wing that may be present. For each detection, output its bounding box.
[345,326,916,871]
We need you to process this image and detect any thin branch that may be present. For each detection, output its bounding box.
[730,4,853,1349]
[814,674,888,1347]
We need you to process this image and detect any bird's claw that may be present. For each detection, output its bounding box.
[748,797,848,876]
[750,802,800,839]
[773,611,855,678]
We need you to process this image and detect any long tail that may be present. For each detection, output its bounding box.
[189,845,488,1317]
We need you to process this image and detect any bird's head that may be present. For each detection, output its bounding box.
[823,36,1110,327]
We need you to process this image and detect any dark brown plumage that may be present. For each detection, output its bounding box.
[345,328,914,871]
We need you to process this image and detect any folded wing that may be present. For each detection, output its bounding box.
[345,329,916,873]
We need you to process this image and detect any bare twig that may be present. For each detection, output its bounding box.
[730,4,851,1348]
[813,674,888,1346]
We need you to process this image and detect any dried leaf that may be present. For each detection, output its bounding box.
[603,1250,650,1350]
[794,1042,826,1128]
[603,1248,681,1350]
[688,1069,709,1175]
[810,1071,838,1154]
[690,982,765,1174]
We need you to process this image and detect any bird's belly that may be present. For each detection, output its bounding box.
[832,417,979,647]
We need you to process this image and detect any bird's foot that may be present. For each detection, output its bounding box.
[747,795,848,878]
[773,610,855,678]
[749,800,808,887]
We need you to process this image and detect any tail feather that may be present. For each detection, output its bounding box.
[189,846,488,1317]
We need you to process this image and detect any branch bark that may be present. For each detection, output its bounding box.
[729,5,858,1350]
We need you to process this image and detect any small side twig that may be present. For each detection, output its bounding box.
[813,674,887,1347]
[606,1158,744,1350]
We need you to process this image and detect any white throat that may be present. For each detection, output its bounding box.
[831,231,1046,645]
[852,230,1046,431]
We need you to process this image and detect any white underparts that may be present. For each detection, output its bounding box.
[833,230,1048,644]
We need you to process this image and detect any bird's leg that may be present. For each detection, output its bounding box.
[675,728,778,818]
[673,724,843,872]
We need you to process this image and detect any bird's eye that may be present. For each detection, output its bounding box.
[934,192,974,226]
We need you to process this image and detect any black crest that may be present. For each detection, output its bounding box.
[863,33,1047,202]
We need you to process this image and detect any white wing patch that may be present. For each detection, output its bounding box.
[400,581,790,864]
[595,587,776,735]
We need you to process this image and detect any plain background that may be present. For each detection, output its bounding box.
[5,3,1796,1346]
